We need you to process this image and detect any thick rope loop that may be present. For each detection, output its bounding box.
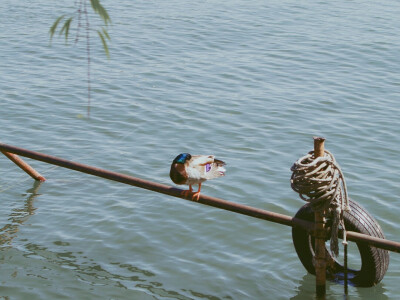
[291,150,350,256]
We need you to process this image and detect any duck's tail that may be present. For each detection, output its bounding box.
[205,159,226,179]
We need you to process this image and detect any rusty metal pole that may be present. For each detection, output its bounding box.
[313,136,327,297]
[1,142,400,253]
[1,151,46,182]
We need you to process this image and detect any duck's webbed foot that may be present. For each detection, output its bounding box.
[181,185,193,199]
[191,191,201,202]
[180,184,202,202]
[191,183,202,202]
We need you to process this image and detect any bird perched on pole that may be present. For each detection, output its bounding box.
[170,153,226,201]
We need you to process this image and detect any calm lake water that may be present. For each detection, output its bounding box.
[1,0,400,299]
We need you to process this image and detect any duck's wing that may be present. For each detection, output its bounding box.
[188,155,215,167]
[187,155,226,180]
[204,158,226,180]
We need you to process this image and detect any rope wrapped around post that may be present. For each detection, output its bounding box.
[290,148,351,256]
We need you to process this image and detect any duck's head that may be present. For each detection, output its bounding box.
[170,153,192,184]
[173,153,191,164]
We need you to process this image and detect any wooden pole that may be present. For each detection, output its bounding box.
[1,151,46,182]
[313,136,326,297]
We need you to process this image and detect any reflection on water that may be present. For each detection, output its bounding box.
[291,274,316,300]
[0,181,224,299]
[0,181,42,248]
[292,274,389,300]
[16,241,225,299]
[23,242,152,287]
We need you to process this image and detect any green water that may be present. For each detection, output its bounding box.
[1,0,400,299]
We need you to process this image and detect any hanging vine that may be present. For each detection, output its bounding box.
[49,0,111,117]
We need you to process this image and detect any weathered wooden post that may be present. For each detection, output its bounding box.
[313,136,326,297]
[1,151,46,182]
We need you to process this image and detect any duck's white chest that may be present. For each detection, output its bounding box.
[185,166,206,185]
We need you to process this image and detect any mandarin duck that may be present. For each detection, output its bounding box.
[170,153,226,201]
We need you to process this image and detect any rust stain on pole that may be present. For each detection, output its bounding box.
[345,231,400,253]
[1,150,45,182]
[313,136,327,297]
[313,136,326,158]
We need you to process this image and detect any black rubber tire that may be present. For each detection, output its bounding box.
[292,199,389,287]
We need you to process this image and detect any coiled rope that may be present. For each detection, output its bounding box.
[290,150,351,256]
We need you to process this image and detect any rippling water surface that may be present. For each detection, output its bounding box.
[1,0,400,299]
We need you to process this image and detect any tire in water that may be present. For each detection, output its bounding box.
[292,199,389,287]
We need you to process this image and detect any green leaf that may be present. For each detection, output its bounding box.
[91,0,111,25]
[90,0,100,10]
[49,15,65,41]
[98,30,110,58]
[101,27,110,41]
[59,17,73,43]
